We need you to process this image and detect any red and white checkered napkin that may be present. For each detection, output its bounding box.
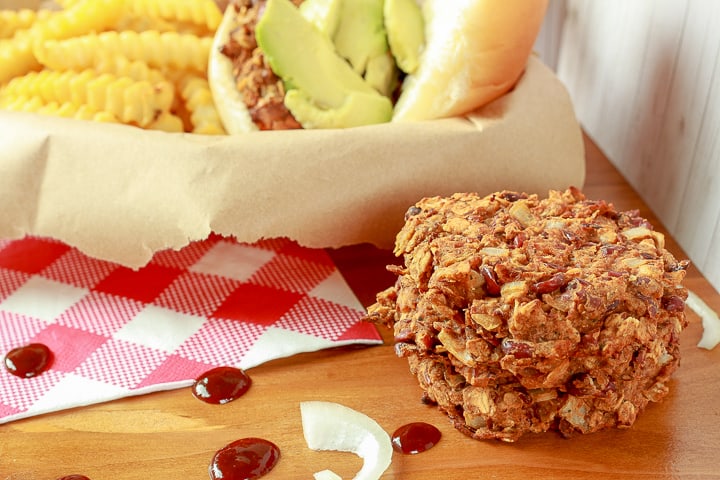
[0,235,381,424]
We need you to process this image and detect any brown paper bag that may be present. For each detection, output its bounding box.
[0,57,585,268]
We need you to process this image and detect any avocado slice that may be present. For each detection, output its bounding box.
[384,0,425,74]
[364,52,398,98]
[332,0,400,98]
[299,0,397,97]
[299,0,342,37]
[333,0,388,75]
[256,0,392,127]
[285,88,393,129]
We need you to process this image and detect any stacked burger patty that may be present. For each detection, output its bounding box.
[367,188,689,442]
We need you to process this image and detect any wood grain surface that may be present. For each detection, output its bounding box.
[2,133,719,480]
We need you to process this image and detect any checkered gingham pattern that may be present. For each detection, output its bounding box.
[0,235,381,423]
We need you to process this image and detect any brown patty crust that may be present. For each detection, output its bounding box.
[367,187,689,442]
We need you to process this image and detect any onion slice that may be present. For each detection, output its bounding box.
[313,470,342,480]
[686,289,720,350]
[300,401,392,480]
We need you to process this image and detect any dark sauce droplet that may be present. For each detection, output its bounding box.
[4,343,53,378]
[56,475,91,480]
[192,366,252,404]
[391,422,441,454]
[209,438,280,480]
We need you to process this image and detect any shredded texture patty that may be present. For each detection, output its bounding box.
[221,0,303,130]
[366,187,689,442]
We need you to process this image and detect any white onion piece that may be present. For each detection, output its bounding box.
[300,401,392,480]
[314,470,343,480]
[686,289,720,350]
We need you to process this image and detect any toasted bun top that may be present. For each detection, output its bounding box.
[392,0,549,122]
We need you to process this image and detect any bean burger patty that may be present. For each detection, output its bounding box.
[366,187,689,442]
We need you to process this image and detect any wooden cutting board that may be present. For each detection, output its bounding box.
[2,135,719,479]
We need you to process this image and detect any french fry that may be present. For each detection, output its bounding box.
[0,9,37,40]
[0,0,225,134]
[177,73,227,135]
[0,94,120,123]
[35,30,213,73]
[1,0,125,84]
[0,38,40,86]
[113,12,213,37]
[0,93,43,110]
[25,0,125,44]
[146,111,185,132]
[125,0,223,32]
[89,56,169,85]
[0,69,174,127]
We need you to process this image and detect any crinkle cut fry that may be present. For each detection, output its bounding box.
[1,0,224,134]
[1,87,183,132]
[145,111,185,132]
[0,69,174,127]
[0,0,124,85]
[90,56,169,85]
[113,11,212,37]
[34,30,213,73]
[0,95,119,123]
[177,73,226,134]
[0,9,37,40]
[25,0,124,43]
[125,0,223,31]
[0,39,38,86]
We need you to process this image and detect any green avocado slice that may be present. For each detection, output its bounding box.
[256,0,392,127]
[285,88,393,129]
[364,52,398,98]
[333,0,398,97]
[299,0,342,37]
[384,0,425,74]
[332,0,388,75]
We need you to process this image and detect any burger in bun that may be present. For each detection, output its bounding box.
[208,0,549,133]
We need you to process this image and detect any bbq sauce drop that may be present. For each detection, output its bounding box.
[192,366,252,404]
[391,422,441,454]
[209,438,280,480]
[4,343,53,378]
[56,475,91,480]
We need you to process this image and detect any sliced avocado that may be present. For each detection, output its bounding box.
[299,0,342,37]
[332,0,399,97]
[257,0,375,107]
[384,0,425,74]
[256,0,392,127]
[333,0,388,75]
[364,52,398,98]
[285,88,392,129]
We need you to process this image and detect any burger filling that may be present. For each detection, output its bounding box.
[221,0,303,130]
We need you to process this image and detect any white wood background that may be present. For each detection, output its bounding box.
[535,0,720,293]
